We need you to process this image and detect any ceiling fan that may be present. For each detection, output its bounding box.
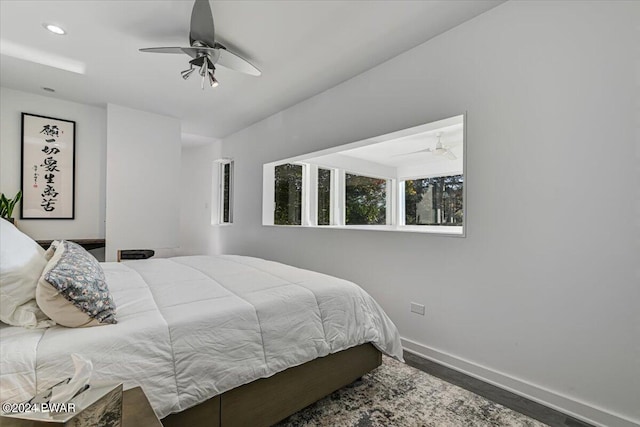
[395,133,457,160]
[139,0,261,89]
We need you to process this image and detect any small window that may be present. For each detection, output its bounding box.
[317,168,332,225]
[405,175,463,226]
[215,160,233,224]
[274,163,303,225]
[345,173,387,225]
[222,162,232,223]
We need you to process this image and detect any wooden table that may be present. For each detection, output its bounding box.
[122,387,162,427]
[36,238,105,251]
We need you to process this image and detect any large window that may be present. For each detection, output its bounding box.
[262,114,465,235]
[274,163,302,225]
[345,174,387,225]
[405,175,463,226]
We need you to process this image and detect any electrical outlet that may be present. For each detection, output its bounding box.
[410,302,425,316]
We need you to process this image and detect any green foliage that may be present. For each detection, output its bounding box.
[271,165,463,228]
[317,168,331,225]
[345,174,386,225]
[405,175,463,225]
[222,163,231,223]
[274,164,302,225]
[0,191,22,219]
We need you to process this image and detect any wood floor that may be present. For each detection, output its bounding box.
[403,352,595,427]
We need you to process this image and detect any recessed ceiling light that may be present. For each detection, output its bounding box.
[43,23,66,35]
[42,87,55,93]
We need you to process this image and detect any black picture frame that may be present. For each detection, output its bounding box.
[21,113,76,219]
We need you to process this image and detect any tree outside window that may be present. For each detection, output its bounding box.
[345,173,386,225]
[317,168,331,225]
[405,175,463,226]
[222,162,231,223]
[274,164,303,225]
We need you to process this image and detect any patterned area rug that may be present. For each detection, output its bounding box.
[276,356,547,427]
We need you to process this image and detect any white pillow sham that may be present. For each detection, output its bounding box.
[36,240,116,327]
[0,219,53,328]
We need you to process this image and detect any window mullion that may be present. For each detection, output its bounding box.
[387,179,395,226]
[334,169,345,226]
[305,164,318,226]
[398,180,405,226]
[328,169,335,225]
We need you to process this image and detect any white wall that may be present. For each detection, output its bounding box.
[179,141,222,256]
[0,89,212,259]
[193,2,639,426]
[0,87,106,240]
[105,104,181,261]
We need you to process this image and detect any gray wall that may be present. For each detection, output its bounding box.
[185,2,639,426]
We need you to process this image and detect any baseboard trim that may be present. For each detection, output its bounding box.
[401,337,639,427]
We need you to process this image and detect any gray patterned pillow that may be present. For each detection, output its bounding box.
[36,241,116,327]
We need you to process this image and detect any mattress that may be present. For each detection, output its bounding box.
[0,255,403,418]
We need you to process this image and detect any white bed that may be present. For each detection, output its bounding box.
[0,255,403,419]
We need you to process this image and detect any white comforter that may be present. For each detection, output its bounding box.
[0,255,403,418]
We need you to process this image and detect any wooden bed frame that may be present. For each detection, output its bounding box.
[160,343,381,427]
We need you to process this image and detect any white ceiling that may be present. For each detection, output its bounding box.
[0,0,502,139]
[303,118,464,179]
[340,124,463,169]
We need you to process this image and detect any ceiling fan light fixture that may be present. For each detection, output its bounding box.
[208,71,219,88]
[139,0,262,82]
[180,67,195,80]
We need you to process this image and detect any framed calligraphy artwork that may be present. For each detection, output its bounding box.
[21,113,76,219]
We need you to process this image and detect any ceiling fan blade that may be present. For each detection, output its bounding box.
[189,0,216,48]
[181,47,220,60]
[139,47,186,54]
[392,148,433,157]
[140,1,260,79]
[216,48,261,76]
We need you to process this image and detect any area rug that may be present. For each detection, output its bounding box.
[276,356,547,427]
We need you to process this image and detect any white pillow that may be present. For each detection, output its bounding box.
[0,219,53,328]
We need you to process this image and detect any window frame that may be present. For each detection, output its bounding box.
[316,167,334,226]
[273,162,305,226]
[401,174,464,228]
[212,159,234,225]
[343,170,392,226]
